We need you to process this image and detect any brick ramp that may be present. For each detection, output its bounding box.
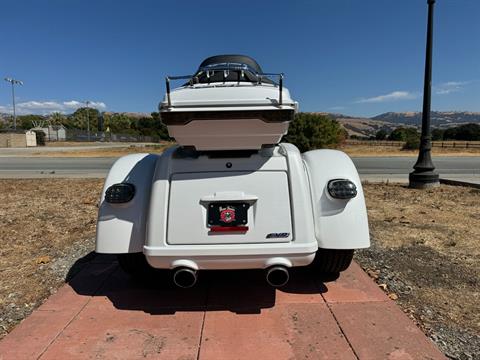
[0,256,445,360]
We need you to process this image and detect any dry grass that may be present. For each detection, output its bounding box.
[0,179,103,338]
[341,144,480,157]
[364,183,479,259]
[30,144,171,157]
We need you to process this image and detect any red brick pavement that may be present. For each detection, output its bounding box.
[0,257,445,360]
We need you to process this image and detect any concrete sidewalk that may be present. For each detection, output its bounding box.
[0,256,445,360]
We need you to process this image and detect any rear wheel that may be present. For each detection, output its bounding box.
[310,249,354,275]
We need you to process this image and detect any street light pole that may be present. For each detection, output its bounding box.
[85,101,91,141]
[409,0,440,189]
[4,77,23,130]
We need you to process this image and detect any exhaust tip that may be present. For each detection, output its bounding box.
[266,266,289,287]
[173,267,197,288]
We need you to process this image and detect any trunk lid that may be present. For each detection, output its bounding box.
[167,171,292,245]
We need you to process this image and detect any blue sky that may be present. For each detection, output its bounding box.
[0,0,479,117]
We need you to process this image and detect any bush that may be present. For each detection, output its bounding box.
[402,134,420,150]
[33,130,46,146]
[283,113,346,152]
[443,123,480,141]
[431,128,444,141]
[375,129,388,140]
[388,127,419,141]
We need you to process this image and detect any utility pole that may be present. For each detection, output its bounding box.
[409,0,440,188]
[4,78,23,130]
[85,100,91,141]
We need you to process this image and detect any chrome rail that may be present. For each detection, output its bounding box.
[165,64,284,108]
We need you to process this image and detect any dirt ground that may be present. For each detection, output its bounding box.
[31,143,171,157]
[357,183,480,359]
[0,179,103,339]
[0,180,478,359]
[341,144,480,157]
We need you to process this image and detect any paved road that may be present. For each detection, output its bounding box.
[0,156,478,181]
[0,157,116,178]
[353,156,480,183]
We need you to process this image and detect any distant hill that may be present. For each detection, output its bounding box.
[322,111,480,138]
[102,111,152,119]
[3,110,479,139]
[319,113,399,138]
[372,111,480,128]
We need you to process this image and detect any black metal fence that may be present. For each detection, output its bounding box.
[346,139,480,149]
[65,129,165,143]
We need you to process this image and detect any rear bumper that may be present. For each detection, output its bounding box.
[143,242,317,270]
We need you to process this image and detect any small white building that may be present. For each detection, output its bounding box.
[31,125,67,141]
[26,131,37,146]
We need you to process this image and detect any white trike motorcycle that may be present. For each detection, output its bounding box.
[96,55,369,288]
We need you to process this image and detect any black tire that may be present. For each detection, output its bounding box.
[117,253,155,278]
[310,249,354,274]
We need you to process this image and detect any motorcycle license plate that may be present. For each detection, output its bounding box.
[207,202,249,227]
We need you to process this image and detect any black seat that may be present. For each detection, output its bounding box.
[189,54,274,85]
[199,55,263,73]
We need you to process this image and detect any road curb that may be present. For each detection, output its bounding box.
[440,178,480,189]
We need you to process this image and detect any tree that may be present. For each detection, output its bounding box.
[48,112,67,126]
[131,112,171,140]
[151,112,172,140]
[375,129,388,140]
[17,115,45,129]
[283,113,346,152]
[103,113,132,133]
[71,107,100,130]
[388,127,419,141]
[431,128,444,141]
[443,123,480,141]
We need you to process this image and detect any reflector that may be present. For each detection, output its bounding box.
[209,226,249,233]
[105,183,135,203]
[327,179,357,199]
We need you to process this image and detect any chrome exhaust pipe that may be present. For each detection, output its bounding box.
[266,266,290,287]
[173,267,197,288]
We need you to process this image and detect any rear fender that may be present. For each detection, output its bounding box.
[302,149,370,249]
[96,153,158,253]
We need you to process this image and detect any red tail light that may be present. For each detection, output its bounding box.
[209,226,249,233]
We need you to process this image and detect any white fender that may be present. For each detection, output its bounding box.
[302,149,370,250]
[96,153,159,253]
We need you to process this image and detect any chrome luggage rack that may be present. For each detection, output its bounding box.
[164,62,284,108]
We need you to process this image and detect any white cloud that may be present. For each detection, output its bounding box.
[62,100,106,110]
[0,100,107,115]
[329,106,346,111]
[17,101,65,111]
[435,81,468,95]
[355,91,418,104]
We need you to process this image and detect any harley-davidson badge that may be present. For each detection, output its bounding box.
[219,206,236,223]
